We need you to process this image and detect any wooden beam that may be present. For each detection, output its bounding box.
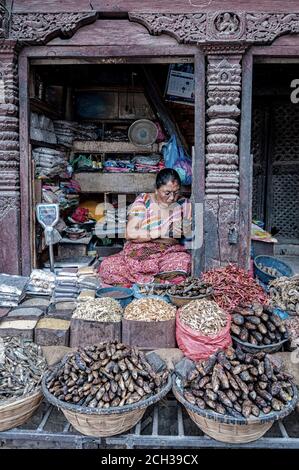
[239,50,253,270]
[19,54,32,276]
[192,49,205,276]
[72,141,163,153]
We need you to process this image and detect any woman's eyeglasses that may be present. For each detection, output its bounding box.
[160,190,180,197]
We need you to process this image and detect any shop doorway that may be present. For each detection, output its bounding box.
[251,62,299,269]
[21,58,199,275]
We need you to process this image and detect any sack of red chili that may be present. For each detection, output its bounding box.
[202,264,268,314]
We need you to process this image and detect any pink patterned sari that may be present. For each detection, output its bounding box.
[99,241,191,287]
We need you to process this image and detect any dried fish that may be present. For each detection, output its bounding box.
[124,298,176,322]
[73,298,122,322]
[0,337,47,404]
[180,299,228,336]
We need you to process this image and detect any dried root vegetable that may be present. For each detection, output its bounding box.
[45,341,169,408]
[0,337,47,403]
[269,275,299,315]
[231,303,288,345]
[72,298,122,322]
[181,348,295,419]
[202,264,268,313]
[167,277,213,298]
[180,299,228,336]
[124,298,176,322]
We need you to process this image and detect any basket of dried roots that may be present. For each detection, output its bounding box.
[173,348,297,443]
[42,341,171,437]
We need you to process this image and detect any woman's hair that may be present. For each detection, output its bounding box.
[156,168,181,189]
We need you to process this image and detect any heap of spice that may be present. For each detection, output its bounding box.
[72,298,122,322]
[0,337,47,403]
[180,299,228,336]
[231,303,288,345]
[202,264,268,313]
[181,347,295,418]
[124,298,176,322]
[269,275,299,315]
[45,341,169,408]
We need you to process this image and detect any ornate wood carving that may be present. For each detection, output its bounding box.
[0,42,19,194]
[205,55,242,195]
[0,1,9,39]
[127,13,206,43]
[0,40,21,272]
[129,11,299,45]
[246,13,299,42]
[10,11,98,45]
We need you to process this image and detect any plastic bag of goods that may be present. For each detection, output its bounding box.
[176,299,232,361]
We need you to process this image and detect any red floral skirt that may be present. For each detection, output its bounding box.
[98,241,191,287]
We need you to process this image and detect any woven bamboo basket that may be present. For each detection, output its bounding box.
[42,362,172,438]
[0,389,43,432]
[173,376,298,444]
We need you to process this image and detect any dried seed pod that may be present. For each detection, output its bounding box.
[244,322,257,331]
[261,313,269,322]
[217,351,231,371]
[231,324,241,336]
[198,376,210,389]
[205,390,218,401]
[262,406,272,414]
[239,371,252,382]
[213,403,226,414]
[218,391,233,408]
[242,400,252,418]
[232,314,245,326]
[217,365,230,389]
[257,323,267,335]
[240,328,249,342]
[246,316,261,325]
[196,398,206,409]
[249,336,258,345]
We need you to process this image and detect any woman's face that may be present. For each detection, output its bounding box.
[156,180,181,206]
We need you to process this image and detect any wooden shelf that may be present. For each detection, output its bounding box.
[73,172,191,195]
[30,139,68,151]
[72,141,163,154]
[30,98,63,120]
[74,172,157,193]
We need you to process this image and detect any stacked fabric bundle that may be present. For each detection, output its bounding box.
[53,268,79,300]
[75,123,98,141]
[53,120,77,147]
[103,157,134,173]
[33,147,67,178]
[26,270,55,296]
[0,274,29,307]
[42,180,81,211]
[77,266,101,292]
[30,113,57,144]
[132,154,165,173]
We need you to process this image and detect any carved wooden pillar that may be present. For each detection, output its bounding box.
[0,41,20,274]
[204,51,243,269]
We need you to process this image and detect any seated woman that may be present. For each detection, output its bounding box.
[99,168,192,286]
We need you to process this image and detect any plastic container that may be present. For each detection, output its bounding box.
[254,255,293,285]
[96,287,133,308]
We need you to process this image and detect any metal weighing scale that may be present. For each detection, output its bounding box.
[36,203,59,272]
